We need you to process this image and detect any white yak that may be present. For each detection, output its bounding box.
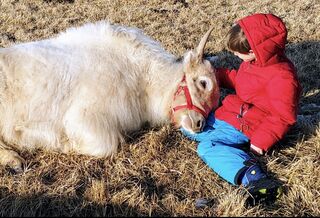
[0,21,219,172]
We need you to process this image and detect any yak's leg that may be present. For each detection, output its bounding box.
[0,142,25,173]
[63,105,122,157]
[14,123,60,151]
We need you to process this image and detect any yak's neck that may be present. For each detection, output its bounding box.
[145,60,184,125]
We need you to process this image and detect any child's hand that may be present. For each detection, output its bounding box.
[250,144,264,155]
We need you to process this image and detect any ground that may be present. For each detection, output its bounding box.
[0,0,319,216]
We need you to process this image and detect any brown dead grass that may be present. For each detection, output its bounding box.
[0,0,319,216]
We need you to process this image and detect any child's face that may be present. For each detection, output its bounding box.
[233,50,256,62]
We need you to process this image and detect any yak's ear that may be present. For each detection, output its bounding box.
[183,50,197,72]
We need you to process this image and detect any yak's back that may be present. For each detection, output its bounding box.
[54,21,175,63]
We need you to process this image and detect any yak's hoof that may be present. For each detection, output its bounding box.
[1,150,25,173]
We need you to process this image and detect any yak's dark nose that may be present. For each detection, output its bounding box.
[195,118,205,132]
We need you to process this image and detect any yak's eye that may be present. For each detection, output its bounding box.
[197,76,213,92]
[200,80,207,89]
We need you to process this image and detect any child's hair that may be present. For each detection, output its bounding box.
[226,23,251,54]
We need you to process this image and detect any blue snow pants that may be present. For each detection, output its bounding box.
[181,113,256,185]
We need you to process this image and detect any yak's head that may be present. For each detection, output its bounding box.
[171,27,220,133]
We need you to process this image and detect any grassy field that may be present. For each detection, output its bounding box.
[0,0,319,216]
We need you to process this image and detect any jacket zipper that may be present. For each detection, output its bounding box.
[237,104,249,132]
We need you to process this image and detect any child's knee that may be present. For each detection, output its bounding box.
[196,145,205,157]
[180,128,199,141]
[196,141,214,158]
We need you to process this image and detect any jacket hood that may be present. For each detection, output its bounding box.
[238,14,288,67]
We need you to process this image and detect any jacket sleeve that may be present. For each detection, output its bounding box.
[250,74,301,152]
[215,68,237,89]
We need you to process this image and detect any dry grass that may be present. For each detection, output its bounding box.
[0,0,319,216]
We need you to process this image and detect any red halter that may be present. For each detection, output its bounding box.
[170,75,212,123]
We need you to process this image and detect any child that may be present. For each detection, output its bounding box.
[182,13,301,205]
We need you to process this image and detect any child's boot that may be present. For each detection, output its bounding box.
[241,164,283,206]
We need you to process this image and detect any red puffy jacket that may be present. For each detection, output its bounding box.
[215,14,301,152]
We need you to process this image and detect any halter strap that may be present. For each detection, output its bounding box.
[170,75,211,123]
